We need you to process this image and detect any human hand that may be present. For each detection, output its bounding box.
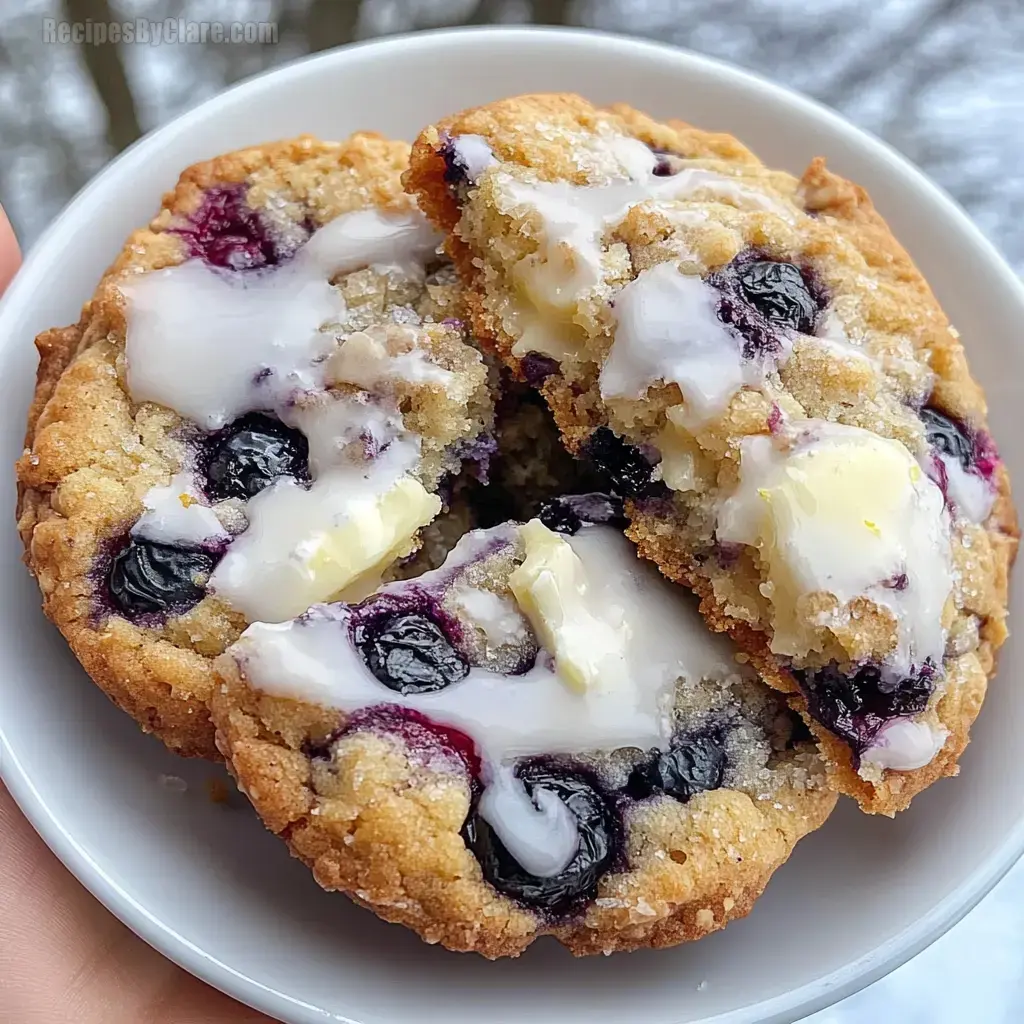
[0,205,270,1023]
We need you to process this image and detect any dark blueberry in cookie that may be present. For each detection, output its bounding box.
[174,184,301,271]
[709,253,825,357]
[735,260,819,335]
[648,146,685,177]
[108,539,218,617]
[626,733,726,802]
[465,759,618,915]
[339,705,482,777]
[201,413,309,501]
[538,493,626,535]
[355,610,469,694]
[519,352,560,387]
[920,407,976,474]
[796,660,936,754]
[580,427,662,499]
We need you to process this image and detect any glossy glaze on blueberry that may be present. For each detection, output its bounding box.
[709,252,826,358]
[626,732,727,802]
[200,413,310,501]
[464,759,619,915]
[795,660,936,756]
[920,406,1000,484]
[580,427,663,499]
[172,184,304,270]
[537,493,626,536]
[353,603,469,695]
[108,538,219,618]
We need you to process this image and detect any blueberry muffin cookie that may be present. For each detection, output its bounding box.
[406,94,1018,814]
[212,510,835,958]
[17,134,493,758]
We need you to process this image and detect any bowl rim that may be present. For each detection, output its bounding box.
[3,23,1024,1024]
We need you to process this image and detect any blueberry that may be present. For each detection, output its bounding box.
[537,493,626,535]
[795,661,936,754]
[353,610,469,694]
[735,260,819,334]
[709,253,825,358]
[920,407,975,473]
[648,146,684,177]
[201,414,309,501]
[580,427,661,499]
[519,352,560,387]
[626,733,726,801]
[108,539,218,618]
[464,759,618,914]
[173,184,303,270]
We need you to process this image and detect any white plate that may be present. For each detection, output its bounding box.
[1,26,1022,1024]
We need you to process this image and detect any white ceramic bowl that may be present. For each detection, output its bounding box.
[1,26,1021,1024]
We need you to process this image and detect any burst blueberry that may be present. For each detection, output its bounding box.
[108,538,218,618]
[537,493,626,535]
[201,413,310,501]
[354,610,469,694]
[464,759,618,915]
[580,427,661,499]
[173,184,302,270]
[626,733,727,802]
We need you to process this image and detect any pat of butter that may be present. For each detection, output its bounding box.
[302,476,441,602]
[717,423,951,671]
[210,473,440,623]
[509,519,629,693]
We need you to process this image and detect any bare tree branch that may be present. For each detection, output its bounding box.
[63,0,141,153]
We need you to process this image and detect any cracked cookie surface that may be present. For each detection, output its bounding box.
[406,93,1017,814]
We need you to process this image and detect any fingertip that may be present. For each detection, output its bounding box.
[0,204,22,293]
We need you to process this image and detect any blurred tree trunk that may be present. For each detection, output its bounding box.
[306,0,363,52]
[63,0,141,154]
[530,0,573,24]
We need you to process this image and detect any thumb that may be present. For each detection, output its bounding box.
[0,203,21,294]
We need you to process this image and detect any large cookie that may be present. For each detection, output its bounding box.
[212,509,835,958]
[405,94,1018,814]
[17,134,493,758]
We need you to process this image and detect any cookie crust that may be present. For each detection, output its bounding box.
[405,94,1018,814]
[17,134,490,758]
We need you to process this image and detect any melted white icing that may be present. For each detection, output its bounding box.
[123,207,451,621]
[450,585,528,649]
[231,526,738,762]
[132,472,229,547]
[450,135,498,185]
[493,146,790,360]
[860,718,948,772]
[716,423,952,675]
[285,390,404,477]
[208,441,426,622]
[122,208,441,430]
[477,765,579,877]
[326,327,453,390]
[231,524,741,873]
[940,454,995,524]
[601,261,767,426]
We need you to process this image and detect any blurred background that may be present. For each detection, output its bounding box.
[0,0,1022,271]
[2,2,1024,1022]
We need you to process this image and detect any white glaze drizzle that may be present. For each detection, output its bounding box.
[231,526,738,763]
[477,765,579,877]
[449,134,498,185]
[132,472,229,547]
[860,718,949,772]
[230,524,742,871]
[716,422,953,677]
[601,261,771,426]
[122,208,450,621]
[939,453,996,524]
